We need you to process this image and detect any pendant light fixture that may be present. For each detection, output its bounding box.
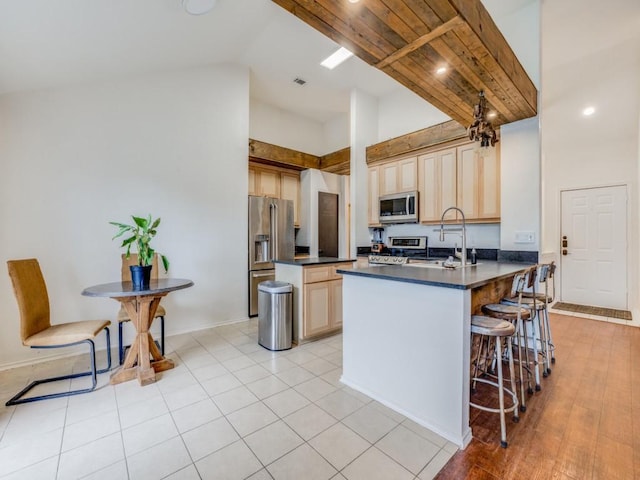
[468,91,498,147]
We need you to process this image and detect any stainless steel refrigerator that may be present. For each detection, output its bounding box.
[248,196,294,317]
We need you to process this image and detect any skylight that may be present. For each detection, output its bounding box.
[321,47,354,70]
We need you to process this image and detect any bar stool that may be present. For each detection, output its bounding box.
[501,266,549,385]
[481,267,536,411]
[522,262,556,369]
[469,315,519,448]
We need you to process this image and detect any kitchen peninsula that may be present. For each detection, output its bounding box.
[275,257,355,344]
[338,261,528,449]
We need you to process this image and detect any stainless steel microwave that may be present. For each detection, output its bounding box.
[379,191,419,224]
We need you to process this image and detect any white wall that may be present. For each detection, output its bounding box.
[377,88,449,143]
[500,117,541,252]
[350,89,379,251]
[323,113,349,155]
[541,38,640,312]
[249,99,327,156]
[0,65,250,368]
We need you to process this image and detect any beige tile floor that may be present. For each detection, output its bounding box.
[0,319,456,479]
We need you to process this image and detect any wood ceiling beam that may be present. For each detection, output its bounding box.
[367,120,468,164]
[249,139,320,170]
[270,0,538,126]
[376,15,464,69]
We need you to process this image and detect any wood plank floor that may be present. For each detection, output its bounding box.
[436,313,639,480]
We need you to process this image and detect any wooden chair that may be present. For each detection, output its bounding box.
[6,259,111,406]
[118,253,166,364]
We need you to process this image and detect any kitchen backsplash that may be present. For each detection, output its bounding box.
[374,222,501,249]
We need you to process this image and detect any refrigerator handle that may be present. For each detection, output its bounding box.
[271,201,278,260]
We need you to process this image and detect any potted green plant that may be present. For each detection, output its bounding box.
[110,214,169,289]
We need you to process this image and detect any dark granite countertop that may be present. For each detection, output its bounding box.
[275,257,356,266]
[337,261,530,290]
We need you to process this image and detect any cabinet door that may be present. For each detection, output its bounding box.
[330,279,343,328]
[280,172,300,227]
[397,156,417,192]
[440,149,458,221]
[418,149,457,223]
[303,282,331,338]
[248,167,257,196]
[379,162,398,196]
[418,153,439,222]
[368,166,380,225]
[477,146,500,220]
[257,168,280,198]
[457,144,480,219]
[457,144,500,221]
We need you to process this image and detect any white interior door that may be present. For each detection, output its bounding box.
[560,185,627,309]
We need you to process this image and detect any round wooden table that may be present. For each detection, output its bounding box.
[82,278,194,386]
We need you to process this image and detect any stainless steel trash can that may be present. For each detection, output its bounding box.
[258,281,293,351]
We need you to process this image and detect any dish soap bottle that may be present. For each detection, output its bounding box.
[471,248,477,265]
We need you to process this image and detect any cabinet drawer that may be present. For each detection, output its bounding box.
[331,263,353,278]
[303,266,332,284]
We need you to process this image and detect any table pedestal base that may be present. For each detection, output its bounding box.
[110,294,174,386]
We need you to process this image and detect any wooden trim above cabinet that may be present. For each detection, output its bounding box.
[367,120,468,165]
[249,139,319,170]
[319,147,350,175]
[249,139,350,174]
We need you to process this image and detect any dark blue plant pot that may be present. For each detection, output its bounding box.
[130,265,152,290]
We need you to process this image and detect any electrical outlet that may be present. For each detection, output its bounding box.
[514,231,535,244]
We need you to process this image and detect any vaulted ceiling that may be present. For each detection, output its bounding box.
[271,0,538,127]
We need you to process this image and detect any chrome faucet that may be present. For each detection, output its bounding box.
[438,207,467,266]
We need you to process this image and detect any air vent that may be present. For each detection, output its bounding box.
[293,78,307,86]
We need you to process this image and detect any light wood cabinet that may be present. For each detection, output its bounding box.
[368,166,380,226]
[280,172,301,227]
[456,144,500,221]
[276,261,353,343]
[248,165,280,198]
[303,281,332,337]
[418,148,457,223]
[301,263,351,340]
[249,164,301,227]
[379,156,417,195]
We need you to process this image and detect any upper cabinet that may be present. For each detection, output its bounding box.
[418,148,458,223]
[368,166,380,226]
[379,156,417,196]
[456,144,500,222]
[249,165,280,198]
[249,163,301,227]
[372,141,500,225]
[280,171,301,227]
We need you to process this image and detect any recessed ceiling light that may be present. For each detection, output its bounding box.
[182,0,217,15]
[348,0,361,3]
[582,106,596,116]
[487,111,497,119]
[436,66,447,75]
[321,47,353,70]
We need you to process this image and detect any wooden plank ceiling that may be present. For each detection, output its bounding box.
[271,0,537,127]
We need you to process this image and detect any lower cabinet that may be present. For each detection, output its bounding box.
[303,279,343,337]
[275,261,353,343]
